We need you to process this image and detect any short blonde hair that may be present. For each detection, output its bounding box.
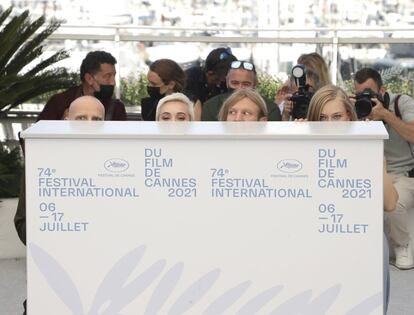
[306,84,357,121]
[297,52,331,90]
[155,93,194,121]
[218,89,268,121]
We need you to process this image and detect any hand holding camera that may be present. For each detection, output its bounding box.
[353,88,390,120]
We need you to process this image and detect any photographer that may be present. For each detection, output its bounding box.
[277,52,331,121]
[354,67,414,270]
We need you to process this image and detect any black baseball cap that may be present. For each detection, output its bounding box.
[205,47,237,76]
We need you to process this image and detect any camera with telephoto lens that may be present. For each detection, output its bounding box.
[289,64,314,119]
[355,88,389,119]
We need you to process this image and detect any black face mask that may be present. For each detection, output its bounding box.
[94,85,114,101]
[147,86,164,99]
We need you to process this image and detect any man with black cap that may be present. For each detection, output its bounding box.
[184,47,237,120]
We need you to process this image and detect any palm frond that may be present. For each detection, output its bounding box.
[5,46,44,76]
[0,69,73,111]
[0,6,13,26]
[0,10,31,71]
[26,49,69,76]
[0,6,71,113]
[5,18,62,76]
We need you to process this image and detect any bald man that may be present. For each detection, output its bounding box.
[16,96,106,245]
[14,95,107,314]
[65,95,105,121]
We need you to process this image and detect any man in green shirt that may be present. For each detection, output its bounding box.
[201,61,281,121]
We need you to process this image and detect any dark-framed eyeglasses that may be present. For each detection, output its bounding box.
[230,61,255,72]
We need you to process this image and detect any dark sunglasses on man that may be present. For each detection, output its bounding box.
[230,61,255,72]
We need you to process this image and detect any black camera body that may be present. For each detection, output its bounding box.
[355,88,389,119]
[290,89,314,119]
[289,64,314,119]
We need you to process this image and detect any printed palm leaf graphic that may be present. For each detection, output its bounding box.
[144,263,184,315]
[30,243,382,314]
[344,293,383,315]
[30,243,85,315]
[267,286,341,315]
[87,245,166,315]
[202,281,252,315]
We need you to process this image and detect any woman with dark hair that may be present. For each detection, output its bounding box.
[141,59,186,121]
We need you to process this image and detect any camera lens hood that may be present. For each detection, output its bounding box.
[355,98,373,119]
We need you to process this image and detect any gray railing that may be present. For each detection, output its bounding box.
[48,25,414,84]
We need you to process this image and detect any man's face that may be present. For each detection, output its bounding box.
[205,70,228,98]
[92,63,116,91]
[67,96,105,121]
[354,78,381,94]
[226,97,265,122]
[226,69,256,90]
[206,70,226,86]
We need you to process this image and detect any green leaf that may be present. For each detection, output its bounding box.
[0,6,13,26]
[0,6,72,113]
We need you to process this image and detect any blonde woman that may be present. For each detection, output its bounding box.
[155,93,194,122]
[306,84,397,313]
[306,84,357,121]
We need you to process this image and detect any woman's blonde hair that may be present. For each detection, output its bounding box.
[155,92,194,121]
[297,52,331,90]
[218,89,268,121]
[306,84,357,121]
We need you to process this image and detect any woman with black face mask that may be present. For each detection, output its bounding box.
[141,59,186,121]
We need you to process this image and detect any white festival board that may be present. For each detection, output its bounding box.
[23,121,387,315]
